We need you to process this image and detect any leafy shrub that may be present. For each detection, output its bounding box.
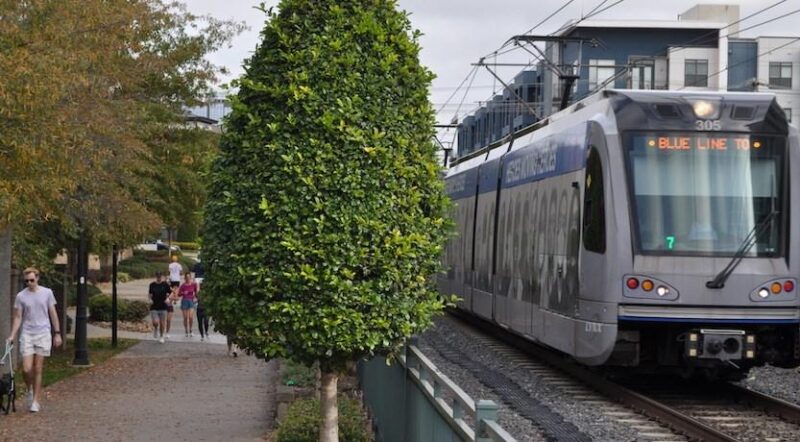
[89,296,114,321]
[117,272,132,283]
[281,359,318,387]
[89,296,150,322]
[118,255,161,279]
[124,300,150,321]
[275,397,368,442]
[118,251,196,279]
[174,241,199,251]
[67,283,103,306]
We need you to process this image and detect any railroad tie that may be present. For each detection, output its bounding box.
[427,332,593,442]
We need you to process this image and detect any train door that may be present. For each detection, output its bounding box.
[536,126,587,319]
[472,159,501,320]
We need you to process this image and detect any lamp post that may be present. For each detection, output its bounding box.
[111,244,118,348]
[72,228,90,366]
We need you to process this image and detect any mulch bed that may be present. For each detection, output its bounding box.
[90,320,151,333]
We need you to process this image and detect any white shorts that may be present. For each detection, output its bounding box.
[20,332,52,357]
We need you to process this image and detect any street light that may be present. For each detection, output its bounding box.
[72,228,90,366]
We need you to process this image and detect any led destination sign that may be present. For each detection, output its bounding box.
[643,135,762,151]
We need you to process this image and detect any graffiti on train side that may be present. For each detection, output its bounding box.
[495,175,582,315]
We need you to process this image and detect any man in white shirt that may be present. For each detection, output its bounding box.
[168,255,182,288]
[6,267,62,413]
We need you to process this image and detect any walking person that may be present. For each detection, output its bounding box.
[195,299,209,342]
[6,267,62,413]
[227,334,239,358]
[178,272,199,338]
[165,285,178,339]
[168,255,182,289]
[148,272,170,343]
[192,260,204,286]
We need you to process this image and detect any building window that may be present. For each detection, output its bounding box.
[785,108,792,123]
[588,59,616,91]
[685,59,708,87]
[630,64,654,90]
[769,62,792,89]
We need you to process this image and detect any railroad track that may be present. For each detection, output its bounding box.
[424,312,800,441]
[621,379,800,442]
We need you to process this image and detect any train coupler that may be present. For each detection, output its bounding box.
[685,329,755,361]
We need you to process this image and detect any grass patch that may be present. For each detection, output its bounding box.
[14,337,138,390]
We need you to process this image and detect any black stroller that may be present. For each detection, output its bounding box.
[0,341,16,414]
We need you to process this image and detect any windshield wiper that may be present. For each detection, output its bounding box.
[706,210,778,289]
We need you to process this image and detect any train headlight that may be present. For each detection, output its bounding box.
[771,282,782,295]
[758,288,770,298]
[656,286,669,297]
[689,98,721,119]
[642,280,654,292]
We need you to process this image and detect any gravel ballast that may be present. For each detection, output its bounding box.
[418,316,642,442]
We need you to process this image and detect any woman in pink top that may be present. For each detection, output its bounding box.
[178,272,199,338]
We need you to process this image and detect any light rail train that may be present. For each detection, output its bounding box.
[440,90,800,379]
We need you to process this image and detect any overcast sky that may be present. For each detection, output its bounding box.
[186,0,797,134]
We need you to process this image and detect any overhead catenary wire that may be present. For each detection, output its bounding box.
[519,0,578,38]
[468,0,623,124]
[436,64,479,116]
[570,2,800,101]
[448,67,482,146]
[551,0,626,35]
[667,0,787,52]
[452,66,481,121]
[582,0,627,20]
[668,3,799,53]
[728,7,800,39]
[488,0,578,59]
[583,0,612,19]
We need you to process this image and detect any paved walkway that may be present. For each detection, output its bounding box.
[89,277,227,344]
[0,278,276,441]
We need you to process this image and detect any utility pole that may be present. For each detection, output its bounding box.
[509,35,602,112]
[73,229,90,366]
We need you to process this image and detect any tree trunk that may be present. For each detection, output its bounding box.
[0,226,11,343]
[319,370,339,442]
[315,364,322,400]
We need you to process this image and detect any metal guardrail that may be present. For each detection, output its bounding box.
[400,343,517,442]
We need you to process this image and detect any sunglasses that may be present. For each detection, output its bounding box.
[25,279,36,283]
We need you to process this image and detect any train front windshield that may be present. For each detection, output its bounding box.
[627,133,786,256]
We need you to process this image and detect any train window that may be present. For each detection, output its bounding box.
[583,147,606,253]
[627,133,785,256]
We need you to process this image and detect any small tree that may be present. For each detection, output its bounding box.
[202,1,450,440]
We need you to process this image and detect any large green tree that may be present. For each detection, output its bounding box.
[202,1,451,439]
[0,0,240,269]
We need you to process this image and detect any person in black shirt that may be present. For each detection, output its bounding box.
[148,272,170,343]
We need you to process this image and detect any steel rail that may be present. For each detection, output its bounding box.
[448,309,738,442]
[727,383,800,425]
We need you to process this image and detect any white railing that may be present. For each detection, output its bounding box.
[401,343,517,442]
